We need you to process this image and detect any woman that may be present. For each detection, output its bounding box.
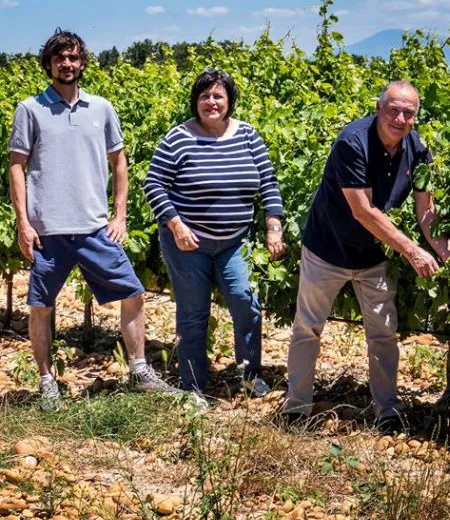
[144,69,285,395]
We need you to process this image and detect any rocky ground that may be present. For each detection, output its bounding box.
[1,271,450,519]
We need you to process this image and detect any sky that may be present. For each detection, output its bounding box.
[0,0,449,56]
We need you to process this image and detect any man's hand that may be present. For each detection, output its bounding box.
[167,218,199,251]
[106,217,127,243]
[406,245,440,277]
[267,230,285,261]
[18,223,41,262]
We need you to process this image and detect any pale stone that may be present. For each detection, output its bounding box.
[290,506,306,519]
[59,373,79,384]
[106,362,128,376]
[394,442,410,455]
[19,456,38,469]
[1,469,25,483]
[0,498,27,513]
[279,499,294,513]
[103,497,117,514]
[147,493,181,514]
[355,463,366,474]
[14,437,52,457]
[376,438,390,451]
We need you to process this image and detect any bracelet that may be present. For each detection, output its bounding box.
[267,225,282,232]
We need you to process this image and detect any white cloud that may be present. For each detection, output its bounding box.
[379,0,450,21]
[382,0,450,11]
[129,33,159,41]
[145,5,165,15]
[257,8,306,17]
[0,0,19,8]
[240,25,265,34]
[253,6,319,17]
[186,6,229,17]
[382,1,416,10]
[165,24,180,32]
[409,8,441,17]
[335,9,349,16]
[419,0,450,5]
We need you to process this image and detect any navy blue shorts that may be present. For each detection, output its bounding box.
[28,226,145,307]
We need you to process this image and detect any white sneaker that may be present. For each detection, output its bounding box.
[243,377,272,397]
[39,378,61,411]
[189,392,210,414]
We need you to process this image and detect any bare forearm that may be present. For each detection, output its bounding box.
[9,164,30,227]
[417,203,449,262]
[110,150,128,220]
[343,187,439,278]
[355,206,416,259]
[113,170,128,220]
[9,156,42,261]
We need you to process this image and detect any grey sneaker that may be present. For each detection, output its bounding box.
[129,364,181,394]
[39,378,61,412]
[189,392,210,414]
[243,377,272,397]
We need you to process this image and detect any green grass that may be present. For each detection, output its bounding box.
[0,390,190,445]
[3,390,450,519]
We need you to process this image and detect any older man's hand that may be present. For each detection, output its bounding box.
[406,245,440,277]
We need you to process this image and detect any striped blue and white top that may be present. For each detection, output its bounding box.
[143,121,284,240]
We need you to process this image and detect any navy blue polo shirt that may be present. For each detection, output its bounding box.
[303,116,431,269]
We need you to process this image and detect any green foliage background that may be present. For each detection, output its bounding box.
[0,1,449,332]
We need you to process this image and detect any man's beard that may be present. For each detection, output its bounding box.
[54,70,80,85]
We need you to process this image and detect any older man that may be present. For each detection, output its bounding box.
[285,80,449,432]
[9,30,179,410]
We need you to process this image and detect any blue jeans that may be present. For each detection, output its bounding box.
[159,226,262,391]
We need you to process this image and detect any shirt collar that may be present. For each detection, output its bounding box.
[78,88,91,103]
[43,84,91,105]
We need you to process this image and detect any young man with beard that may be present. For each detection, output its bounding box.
[284,81,449,433]
[9,30,179,410]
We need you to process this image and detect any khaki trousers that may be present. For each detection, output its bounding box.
[286,247,403,418]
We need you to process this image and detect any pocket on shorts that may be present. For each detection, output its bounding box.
[97,226,124,266]
[32,250,56,276]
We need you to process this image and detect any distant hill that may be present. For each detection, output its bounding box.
[346,29,450,61]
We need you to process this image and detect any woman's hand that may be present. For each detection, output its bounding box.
[266,217,285,261]
[167,217,200,251]
[267,229,285,261]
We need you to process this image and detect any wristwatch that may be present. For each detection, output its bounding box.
[267,225,283,232]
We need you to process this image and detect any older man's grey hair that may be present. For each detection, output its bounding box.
[378,81,420,111]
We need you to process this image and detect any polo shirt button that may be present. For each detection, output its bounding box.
[387,172,391,177]
[384,152,388,156]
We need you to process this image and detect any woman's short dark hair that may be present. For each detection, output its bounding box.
[40,29,88,79]
[190,69,238,119]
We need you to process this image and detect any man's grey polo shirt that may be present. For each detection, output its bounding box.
[9,85,123,236]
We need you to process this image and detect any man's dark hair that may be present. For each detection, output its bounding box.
[40,29,88,78]
[190,69,238,119]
